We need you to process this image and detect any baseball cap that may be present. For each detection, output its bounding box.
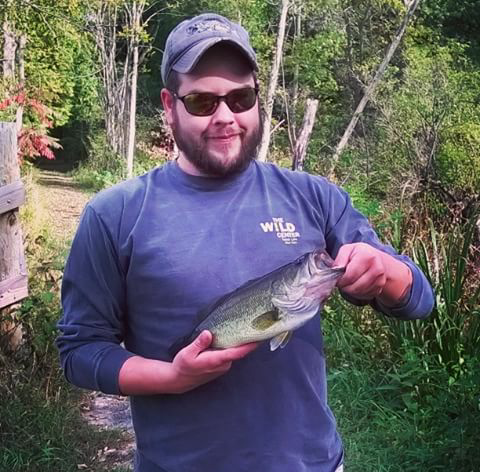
[161,13,258,84]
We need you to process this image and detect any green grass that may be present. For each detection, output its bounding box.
[0,172,133,472]
[323,218,480,472]
[325,346,480,471]
[0,379,129,472]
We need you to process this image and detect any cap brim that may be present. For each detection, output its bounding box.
[172,38,258,75]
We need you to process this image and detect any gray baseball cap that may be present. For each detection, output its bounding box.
[161,13,258,84]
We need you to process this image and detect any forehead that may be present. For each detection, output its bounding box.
[177,44,255,94]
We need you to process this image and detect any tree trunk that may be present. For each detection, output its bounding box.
[290,4,302,141]
[126,41,138,178]
[257,0,290,162]
[94,4,126,158]
[2,19,16,79]
[94,1,149,165]
[15,34,26,133]
[126,1,141,179]
[292,99,318,171]
[329,0,421,178]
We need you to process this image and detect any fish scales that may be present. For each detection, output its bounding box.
[170,249,345,354]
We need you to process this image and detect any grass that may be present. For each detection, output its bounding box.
[323,307,480,471]
[0,169,132,472]
[0,378,130,471]
[323,213,480,471]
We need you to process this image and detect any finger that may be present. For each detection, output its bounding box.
[337,261,369,289]
[220,342,260,361]
[337,245,386,289]
[334,244,355,269]
[182,331,213,358]
[341,272,386,299]
[196,342,259,369]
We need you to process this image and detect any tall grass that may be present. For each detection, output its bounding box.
[382,213,480,370]
[323,211,480,471]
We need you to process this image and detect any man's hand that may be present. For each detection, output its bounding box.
[334,242,412,305]
[118,331,258,396]
[170,331,259,393]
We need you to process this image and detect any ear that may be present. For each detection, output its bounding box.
[161,88,175,125]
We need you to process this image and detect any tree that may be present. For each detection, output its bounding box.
[257,0,290,162]
[89,0,161,176]
[329,0,422,177]
[1,0,100,160]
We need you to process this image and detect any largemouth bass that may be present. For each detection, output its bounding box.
[171,249,345,354]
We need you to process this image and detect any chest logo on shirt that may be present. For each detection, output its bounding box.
[259,217,300,245]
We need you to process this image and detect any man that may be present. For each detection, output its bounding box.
[57,13,434,472]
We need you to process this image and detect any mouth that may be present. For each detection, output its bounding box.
[207,134,241,144]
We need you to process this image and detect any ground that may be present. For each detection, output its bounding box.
[37,167,135,471]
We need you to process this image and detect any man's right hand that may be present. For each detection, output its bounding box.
[170,330,258,393]
[118,331,258,395]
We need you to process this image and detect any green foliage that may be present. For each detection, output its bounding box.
[324,253,480,470]
[382,214,480,371]
[422,0,480,59]
[327,346,480,471]
[0,172,129,472]
[74,124,168,191]
[343,181,383,221]
[289,31,344,101]
[348,36,480,213]
[1,1,100,128]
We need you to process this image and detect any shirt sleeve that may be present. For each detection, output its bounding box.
[321,181,434,320]
[56,205,135,395]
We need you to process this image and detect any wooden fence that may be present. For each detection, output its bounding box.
[0,122,28,310]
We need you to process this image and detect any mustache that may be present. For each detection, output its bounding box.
[202,127,244,139]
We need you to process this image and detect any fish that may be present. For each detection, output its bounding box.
[170,249,345,354]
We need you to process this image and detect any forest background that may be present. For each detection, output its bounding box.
[0,0,479,471]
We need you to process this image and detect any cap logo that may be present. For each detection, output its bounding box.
[186,19,234,36]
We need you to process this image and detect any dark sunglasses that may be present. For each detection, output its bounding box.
[171,87,259,117]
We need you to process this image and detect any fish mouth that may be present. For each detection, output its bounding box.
[294,250,346,300]
[312,249,333,268]
[271,250,345,315]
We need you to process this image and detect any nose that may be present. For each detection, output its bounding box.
[211,98,234,125]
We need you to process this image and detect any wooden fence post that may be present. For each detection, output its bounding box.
[0,122,28,314]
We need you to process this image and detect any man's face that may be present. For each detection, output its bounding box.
[162,48,262,177]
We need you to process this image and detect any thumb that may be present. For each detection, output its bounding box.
[334,244,354,268]
[189,330,213,355]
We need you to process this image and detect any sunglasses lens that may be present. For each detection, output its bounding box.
[227,88,257,113]
[180,88,258,116]
[183,93,217,116]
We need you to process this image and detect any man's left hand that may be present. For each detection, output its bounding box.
[334,242,412,305]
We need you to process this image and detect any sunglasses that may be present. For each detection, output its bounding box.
[171,87,259,117]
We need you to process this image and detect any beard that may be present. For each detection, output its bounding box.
[171,108,263,177]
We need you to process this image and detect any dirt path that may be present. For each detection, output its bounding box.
[36,170,91,240]
[37,169,135,470]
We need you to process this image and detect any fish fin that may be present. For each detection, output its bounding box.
[251,310,279,331]
[270,331,292,351]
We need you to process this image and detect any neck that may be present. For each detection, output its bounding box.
[176,153,208,177]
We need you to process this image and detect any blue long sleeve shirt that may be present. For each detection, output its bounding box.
[57,161,434,472]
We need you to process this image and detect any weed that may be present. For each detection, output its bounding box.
[382,213,480,371]
[0,172,132,472]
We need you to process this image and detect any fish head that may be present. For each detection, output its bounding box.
[303,249,346,301]
[272,249,345,316]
